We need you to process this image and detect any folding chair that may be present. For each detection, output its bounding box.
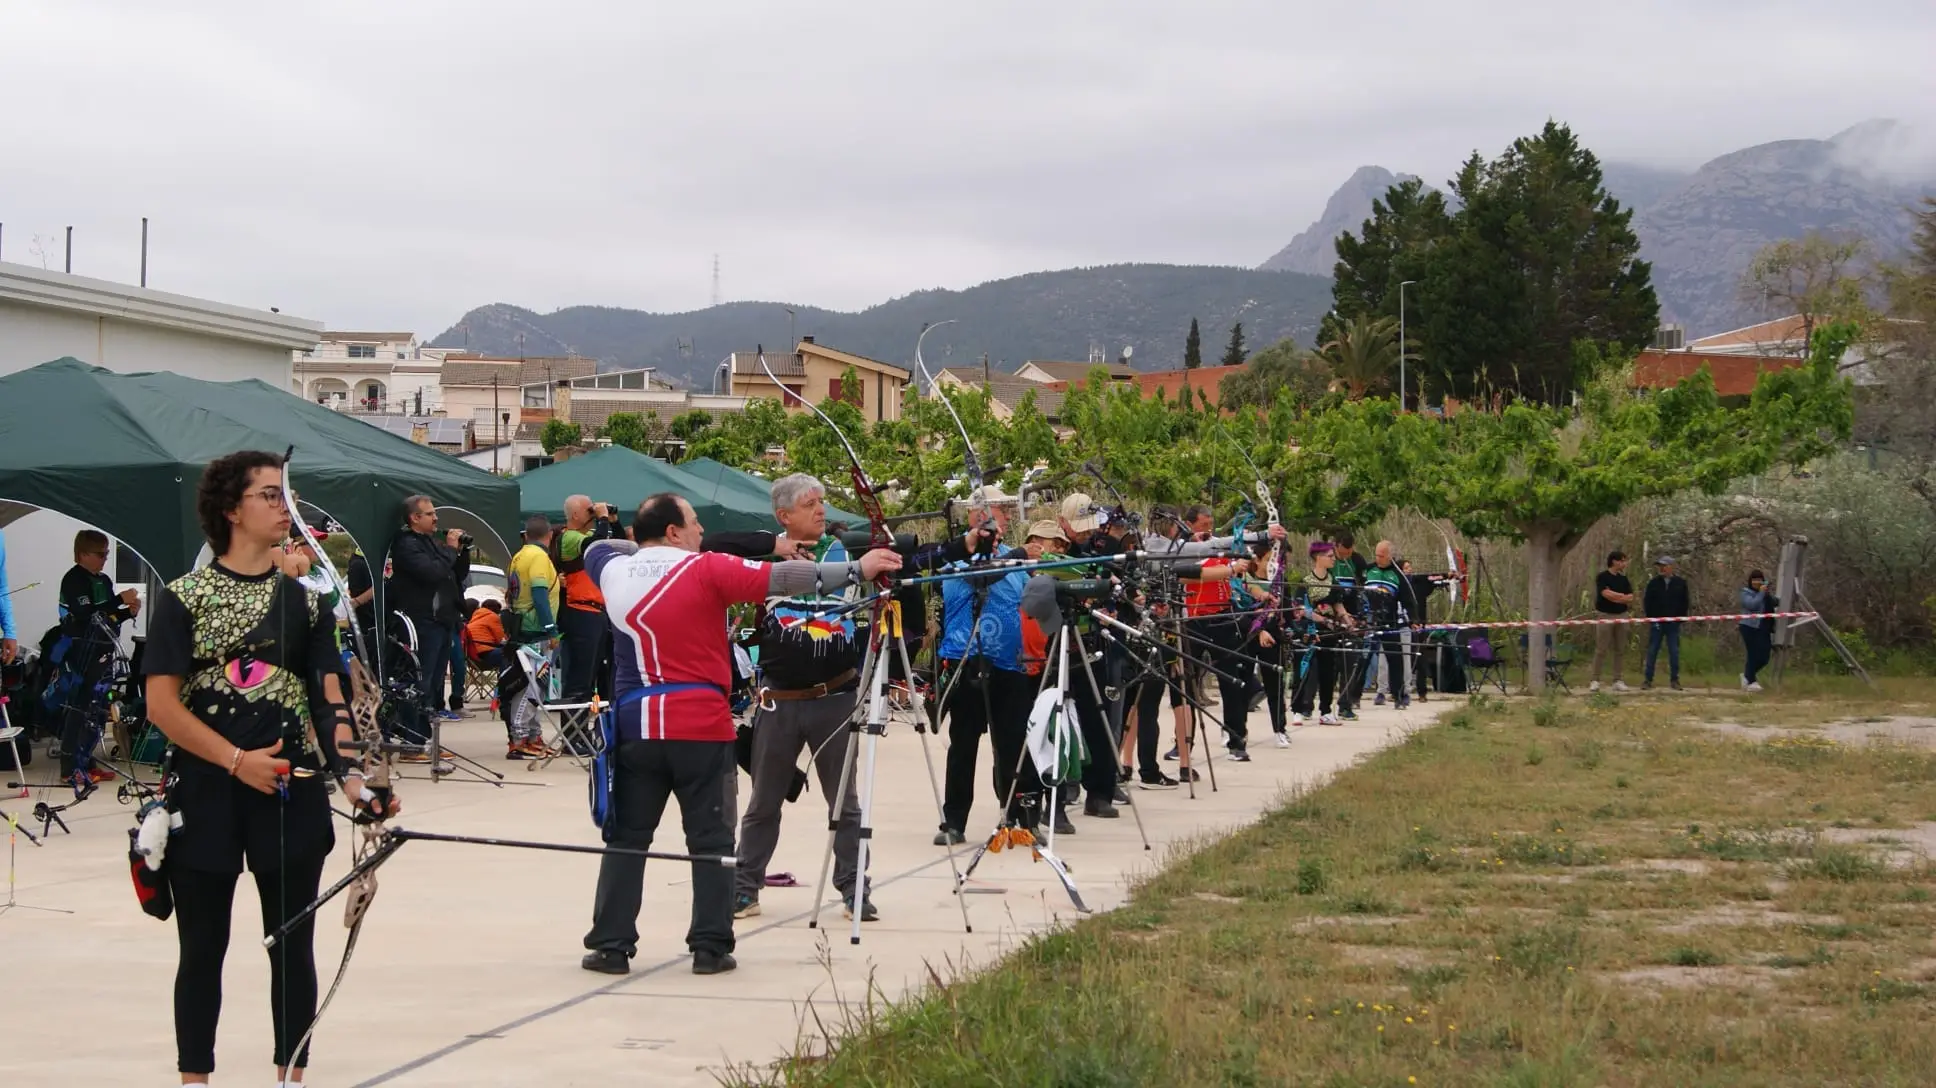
[507,644,599,770]
[1463,631,1509,695]
[1516,632,1575,693]
[465,660,497,708]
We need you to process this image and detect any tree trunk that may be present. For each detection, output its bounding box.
[1523,523,1565,693]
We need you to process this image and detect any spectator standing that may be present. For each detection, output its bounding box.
[503,516,560,758]
[1642,555,1690,691]
[1588,551,1634,693]
[1738,570,1778,692]
[388,496,471,748]
[555,495,619,703]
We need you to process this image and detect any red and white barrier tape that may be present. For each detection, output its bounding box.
[1421,611,1816,632]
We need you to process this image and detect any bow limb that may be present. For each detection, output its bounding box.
[756,350,892,561]
[911,321,989,528]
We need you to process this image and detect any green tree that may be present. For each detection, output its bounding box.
[539,417,582,454]
[667,409,714,461]
[599,411,652,452]
[1184,317,1202,369]
[1426,326,1855,690]
[1220,322,1247,367]
[1217,339,1332,414]
[1319,315,1401,399]
[1739,232,1877,352]
[1421,122,1657,404]
[1327,176,1453,345]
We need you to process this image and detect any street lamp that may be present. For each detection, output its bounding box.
[1398,280,1417,411]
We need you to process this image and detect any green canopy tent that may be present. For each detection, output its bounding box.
[678,456,870,530]
[0,359,521,660]
[517,446,780,535]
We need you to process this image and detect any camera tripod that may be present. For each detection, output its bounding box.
[805,598,974,945]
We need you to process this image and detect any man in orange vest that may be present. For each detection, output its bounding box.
[556,494,621,703]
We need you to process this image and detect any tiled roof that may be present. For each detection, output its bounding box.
[801,341,910,379]
[1632,350,1804,396]
[441,356,596,388]
[730,351,805,377]
[1019,359,1137,382]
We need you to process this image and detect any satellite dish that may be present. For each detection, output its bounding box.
[1122,345,1133,359]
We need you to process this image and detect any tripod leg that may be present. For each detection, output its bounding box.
[1074,629,1148,852]
[896,632,973,933]
[809,631,876,934]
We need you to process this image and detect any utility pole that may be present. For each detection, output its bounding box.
[492,373,501,473]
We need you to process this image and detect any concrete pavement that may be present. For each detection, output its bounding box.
[0,696,1431,1085]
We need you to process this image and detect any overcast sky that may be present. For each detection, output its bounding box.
[3,0,1932,333]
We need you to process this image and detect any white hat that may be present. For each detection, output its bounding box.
[1060,492,1100,534]
[970,484,1015,505]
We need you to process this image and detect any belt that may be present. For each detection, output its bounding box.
[758,668,857,704]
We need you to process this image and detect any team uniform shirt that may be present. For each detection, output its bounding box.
[937,546,1028,672]
[588,543,771,743]
[1183,557,1233,618]
[508,542,561,637]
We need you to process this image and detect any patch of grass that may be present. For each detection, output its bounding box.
[1532,698,1567,728]
[1492,922,1585,979]
[1586,691,1620,711]
[1525,743,1546,766]
[1295,857,1328,896]
[755,680,1936,1087]
[1667,946,1724,967]
[1799,844,1885,883]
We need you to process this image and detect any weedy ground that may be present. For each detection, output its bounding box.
[727,677,1936,1087]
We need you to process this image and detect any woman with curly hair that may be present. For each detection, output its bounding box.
[143,449,399,1086]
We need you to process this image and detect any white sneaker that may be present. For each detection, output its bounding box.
[1291,713,1306,728]
[1319,713,1342,726]
[1612,681,1631,693]
[1745,681,1764,693]
[1740,674,1750,690]
[1274,732,1291,749]
[1588,681,1601,693]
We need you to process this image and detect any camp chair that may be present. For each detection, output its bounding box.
[1462,631,1509,695]
[1516,631,1576,693]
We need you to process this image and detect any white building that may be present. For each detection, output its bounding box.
[291,331,455,414]
[0,259,321,645]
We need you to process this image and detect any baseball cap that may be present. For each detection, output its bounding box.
[1655,555,1676,566]
[1026,520,1068,543]
[969,485,1014,505]
[1060,492,1100,534]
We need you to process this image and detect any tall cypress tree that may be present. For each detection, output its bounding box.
[1221,322,1247,367]
[1184,318,1202,369]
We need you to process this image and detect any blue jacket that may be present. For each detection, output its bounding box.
[1739,587,1777,630]
[937,546,1028,672]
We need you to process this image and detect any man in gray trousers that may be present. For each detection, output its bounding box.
[733,473,876,922]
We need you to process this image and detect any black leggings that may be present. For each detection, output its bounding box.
[169,855,327,1075]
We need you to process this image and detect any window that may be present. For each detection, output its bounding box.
[348,344,377,359]
[396,351,406,359]
[827,378,861,407]
[114,543,150,585]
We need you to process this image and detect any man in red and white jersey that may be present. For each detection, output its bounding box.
[580,493,901,977]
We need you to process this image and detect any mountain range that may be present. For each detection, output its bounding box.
[432,120,1934,385]
[433,264,1332,388]
[1257,120,1936,336]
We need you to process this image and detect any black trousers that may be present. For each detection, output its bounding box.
[1069,644,1119,803]
[1258,638,1288,733]
[939,662,1035,832]
[1376,630,1408,705]
[1742,625,1773,682]
[560,606,609,703]
[1201,615,1252,750]
[1336,639,1366,713]
[1129,676,1172,780]
[585,738,737,958]
[168,854,327,1074]
[1294,638,1341,716]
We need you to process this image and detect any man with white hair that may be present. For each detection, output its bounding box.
[733,473,875,922]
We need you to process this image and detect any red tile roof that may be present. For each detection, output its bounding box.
[1632,350,1804,397]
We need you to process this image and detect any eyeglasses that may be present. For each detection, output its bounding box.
[244,487,286,505]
